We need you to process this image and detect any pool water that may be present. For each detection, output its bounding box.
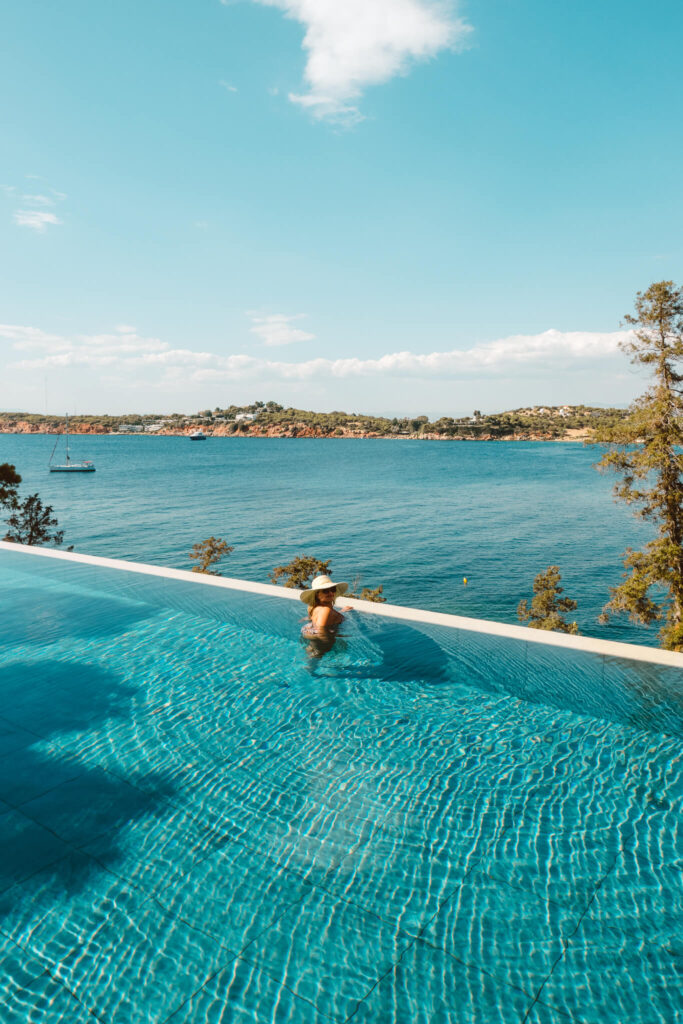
[0,548,682,1023]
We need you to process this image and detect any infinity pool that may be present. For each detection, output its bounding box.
[0,547,681,1023]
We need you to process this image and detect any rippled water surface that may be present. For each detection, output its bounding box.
[1,548,681,1023]
[0,433,657,644]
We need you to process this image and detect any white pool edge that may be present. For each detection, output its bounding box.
[2,540,683,669]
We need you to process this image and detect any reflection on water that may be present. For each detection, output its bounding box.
[410,620,683,740]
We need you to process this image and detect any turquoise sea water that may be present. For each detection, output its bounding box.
[0,548,682,1023]
[0,433,656,643]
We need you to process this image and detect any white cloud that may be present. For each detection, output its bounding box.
[13,210,62,232]
[251,0,471,122]
[20,194,54,206]
[2,322,634,389]
[219,79,238,92]
[6,180,67,231]
[0,324,65,347]
[249,313,315,346]
[1,323,167,366]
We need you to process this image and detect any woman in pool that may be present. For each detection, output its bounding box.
[300,575,352,659]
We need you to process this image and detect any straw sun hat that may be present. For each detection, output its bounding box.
[299,575,349,605]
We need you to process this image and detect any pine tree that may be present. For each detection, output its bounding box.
[189,537,234,575]
[593,281,683,650]
[269,556,331,588]
[517,566,579,634]
[0,463,21,508]
[347,575,387,603]
[4,493,64,547]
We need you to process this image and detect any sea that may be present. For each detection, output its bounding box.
[0,433,657,646]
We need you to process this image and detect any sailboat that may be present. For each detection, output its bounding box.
[49,415,96,473]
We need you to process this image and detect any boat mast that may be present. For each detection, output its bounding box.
[65,413,70,465]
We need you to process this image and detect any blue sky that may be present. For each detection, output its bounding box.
[1,0,682,416]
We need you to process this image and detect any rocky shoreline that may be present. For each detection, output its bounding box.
[0,419,592,442]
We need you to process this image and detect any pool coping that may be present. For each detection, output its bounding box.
[2,540,683,669]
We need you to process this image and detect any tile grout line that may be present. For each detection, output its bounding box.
[1,826,313,1024]
[158,886,333,1023]
[520,834,633,1023]
[306,792,523,934]
[0,799,242,1006]
[3,717,433,1012]
[0,925,107,1024]
[2,678,570,1022]
[157,961,237,1024]
[343,820,516,1022]
[234,954,340,1023]
[43,962,108,1023]
[362,752,593,1024]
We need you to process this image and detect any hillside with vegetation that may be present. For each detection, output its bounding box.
[0,402,628,440]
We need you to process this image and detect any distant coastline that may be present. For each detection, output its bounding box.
[0,424,594,442]
[0,402,626,443]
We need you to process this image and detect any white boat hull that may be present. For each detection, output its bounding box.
[48,415,96,473]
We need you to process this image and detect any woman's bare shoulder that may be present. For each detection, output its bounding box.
[311,605,333,626]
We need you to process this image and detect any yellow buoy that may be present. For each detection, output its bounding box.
[463,577,468,585]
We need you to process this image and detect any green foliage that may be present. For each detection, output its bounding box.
[347,574,387,602]
[0,463,21,507]
[270,559,387,600]
[270,555,331,588]
[517,566,579,634]
[189,536,234,575]
[351,584,387,603]
[592,280,683,650]
[2,464,65,547]
[4,493,64,547]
